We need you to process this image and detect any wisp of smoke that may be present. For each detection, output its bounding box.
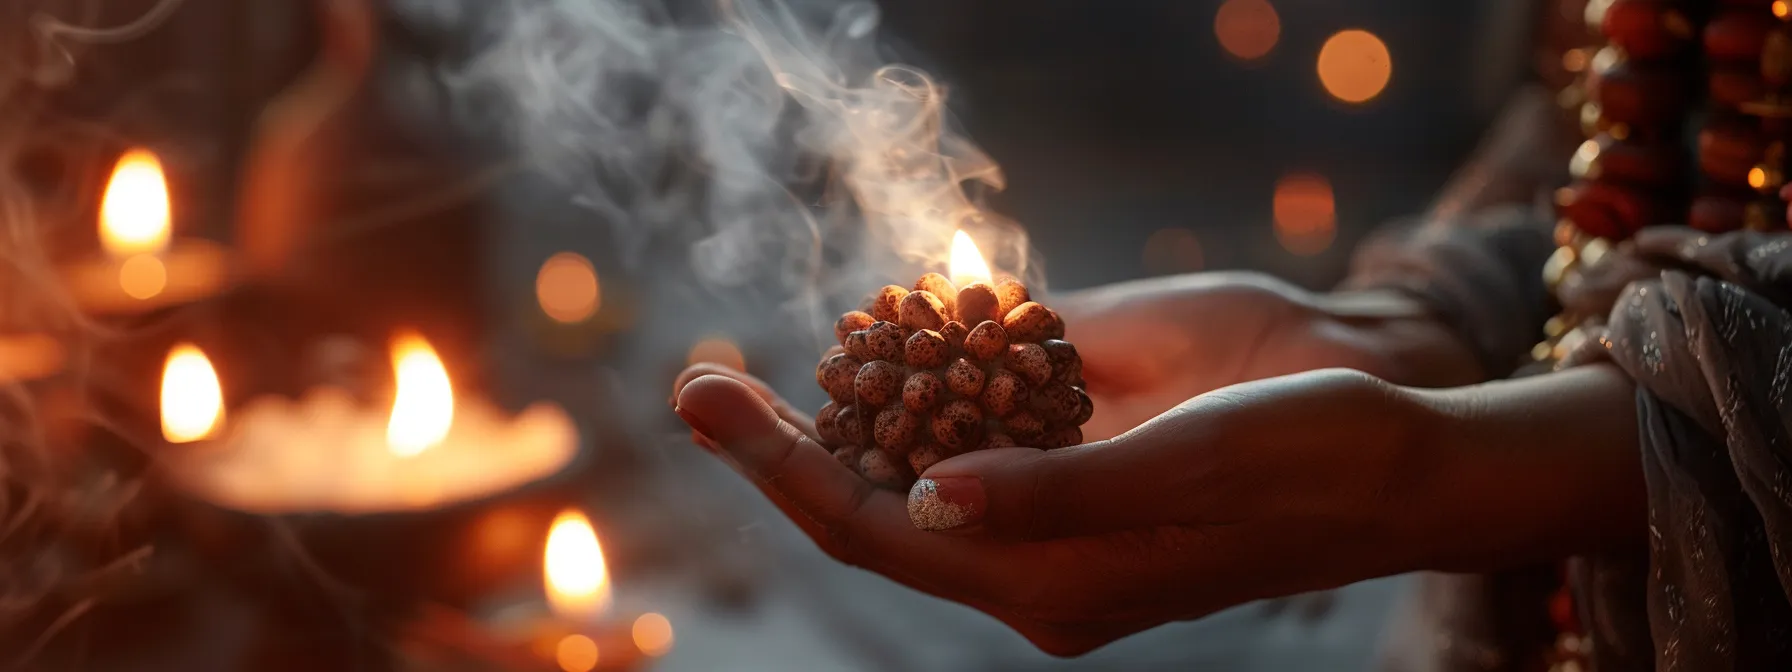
[405,0,1040,334]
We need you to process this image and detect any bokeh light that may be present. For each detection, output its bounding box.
[1141,228,1206,275]
[1272,172,1337,256]
[1214,0,1280,61]
[687,336,746,371]
[536,252,601,324]
[1317,30,1392,104]
[1776,0,1789,19]
[118,254,168,300]
[632,613,675,657]
[555,634,599,672]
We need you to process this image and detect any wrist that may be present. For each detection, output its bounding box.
[1397,365,1646,572]
[1316,288,1487,387]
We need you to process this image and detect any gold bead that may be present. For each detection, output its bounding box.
[1554,219,1584,248]
[1543,245,1579,289]
[1580,237,1612,268]
[1545,315,1568,338]
[1532,341,1557,362]
[1584,0,1616,34]
[1569,139,1602,180]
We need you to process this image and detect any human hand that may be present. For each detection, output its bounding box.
[671,363,1643,656]
[1058,272,1482,439]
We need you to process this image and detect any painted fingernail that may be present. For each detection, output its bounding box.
[674,406,713,441]
[907,477,985,531]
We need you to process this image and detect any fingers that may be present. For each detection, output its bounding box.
[674,375,1019,599]
[673,363,815,438]
[912,420,1212,541]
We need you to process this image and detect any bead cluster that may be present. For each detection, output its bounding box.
[1537,0,1791,365]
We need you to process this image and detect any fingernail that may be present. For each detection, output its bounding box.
[907,477,985,531]
[674,406,713,441]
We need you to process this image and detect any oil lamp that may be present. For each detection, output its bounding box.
[61,149,229,315]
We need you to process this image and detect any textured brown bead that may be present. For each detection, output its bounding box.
[954,283,1002,325]
[931,399,984,450]
[898,290,949,331]
[1005,342,1053,386]
[874,406,922,453]
[816,401,844,445]
[1033,382,1084,425]
[870,285,908,323]
[1071,388,1094,426]
[939,321,969,351]
[1555,180,1658,240]
[1005,411,1045,441]
[855,360,904,407]
[1042,339,1084,385]
[1604,1,1693,61]
[859,449,912,489]
[903,371,944,412]
[818,353,862,404]
[964,320,1009,361]
[983,433,1017,450]
[980,369,1029,417]
[834,311,875,345]
[944,358,986,397]
[913,273,959,315]
[1003,302,1065,343]
[836,404,866,445]
[908,444,948,475]
[1039,426,1083,449]
[994,278,1031,316]
[843,330,874,362]
[834,445,865,470]
[905,329,950,369]
[864,321,906,361]
[1710,68,1766,108]
[1588,59,1691,131]
[1706,9,1774,63]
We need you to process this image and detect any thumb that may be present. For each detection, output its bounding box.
[909,436,1202,540]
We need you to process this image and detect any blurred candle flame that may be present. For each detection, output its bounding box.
[544,509,611,618]
[162,343,223,443]
[386,332,453,456]
[948,230,993,287]
[101,149,172,257]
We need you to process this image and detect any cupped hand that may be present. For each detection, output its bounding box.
[672,361,1642,656]
[1057,272,1482,439]
[671,364,1442,656]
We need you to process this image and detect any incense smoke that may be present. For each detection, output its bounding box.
[397,0,1040,331]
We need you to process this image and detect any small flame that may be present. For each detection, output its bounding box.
[162,343,223,443]
[100,149,172,257]
[386,331,453,456]
[949,230,993,287]
[544,509,611,618]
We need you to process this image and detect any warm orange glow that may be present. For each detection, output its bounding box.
[632,613,674,657]
[948,230,993,287]
[1141,228,1205,275]
[386,332,453,456]
[1777,0,1789,19]
[1317,30,1392,104]
[1750,167,1769,190]
[100,149,172,257]
[537,252,601,324]
[118,254,169,300]
[1272,172,1337,256]
[1214,0,1280,61]
[0,334,66,382]
[162,343,223,444]
[687,336,746,371]
[544,509,611,618]
[555,634,600,672]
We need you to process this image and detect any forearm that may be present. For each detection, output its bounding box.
[1400,364,1645,572]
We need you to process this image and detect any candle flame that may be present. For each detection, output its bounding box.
[544,509,611,618]
[161,343,223,443]
[949,230,993,287]
[100,149,172,257]
[386,332,453,456]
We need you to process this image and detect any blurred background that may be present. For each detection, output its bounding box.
[11,0,1548,669]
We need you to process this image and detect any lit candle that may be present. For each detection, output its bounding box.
[164,331,579,515]
[61,149,228,315]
